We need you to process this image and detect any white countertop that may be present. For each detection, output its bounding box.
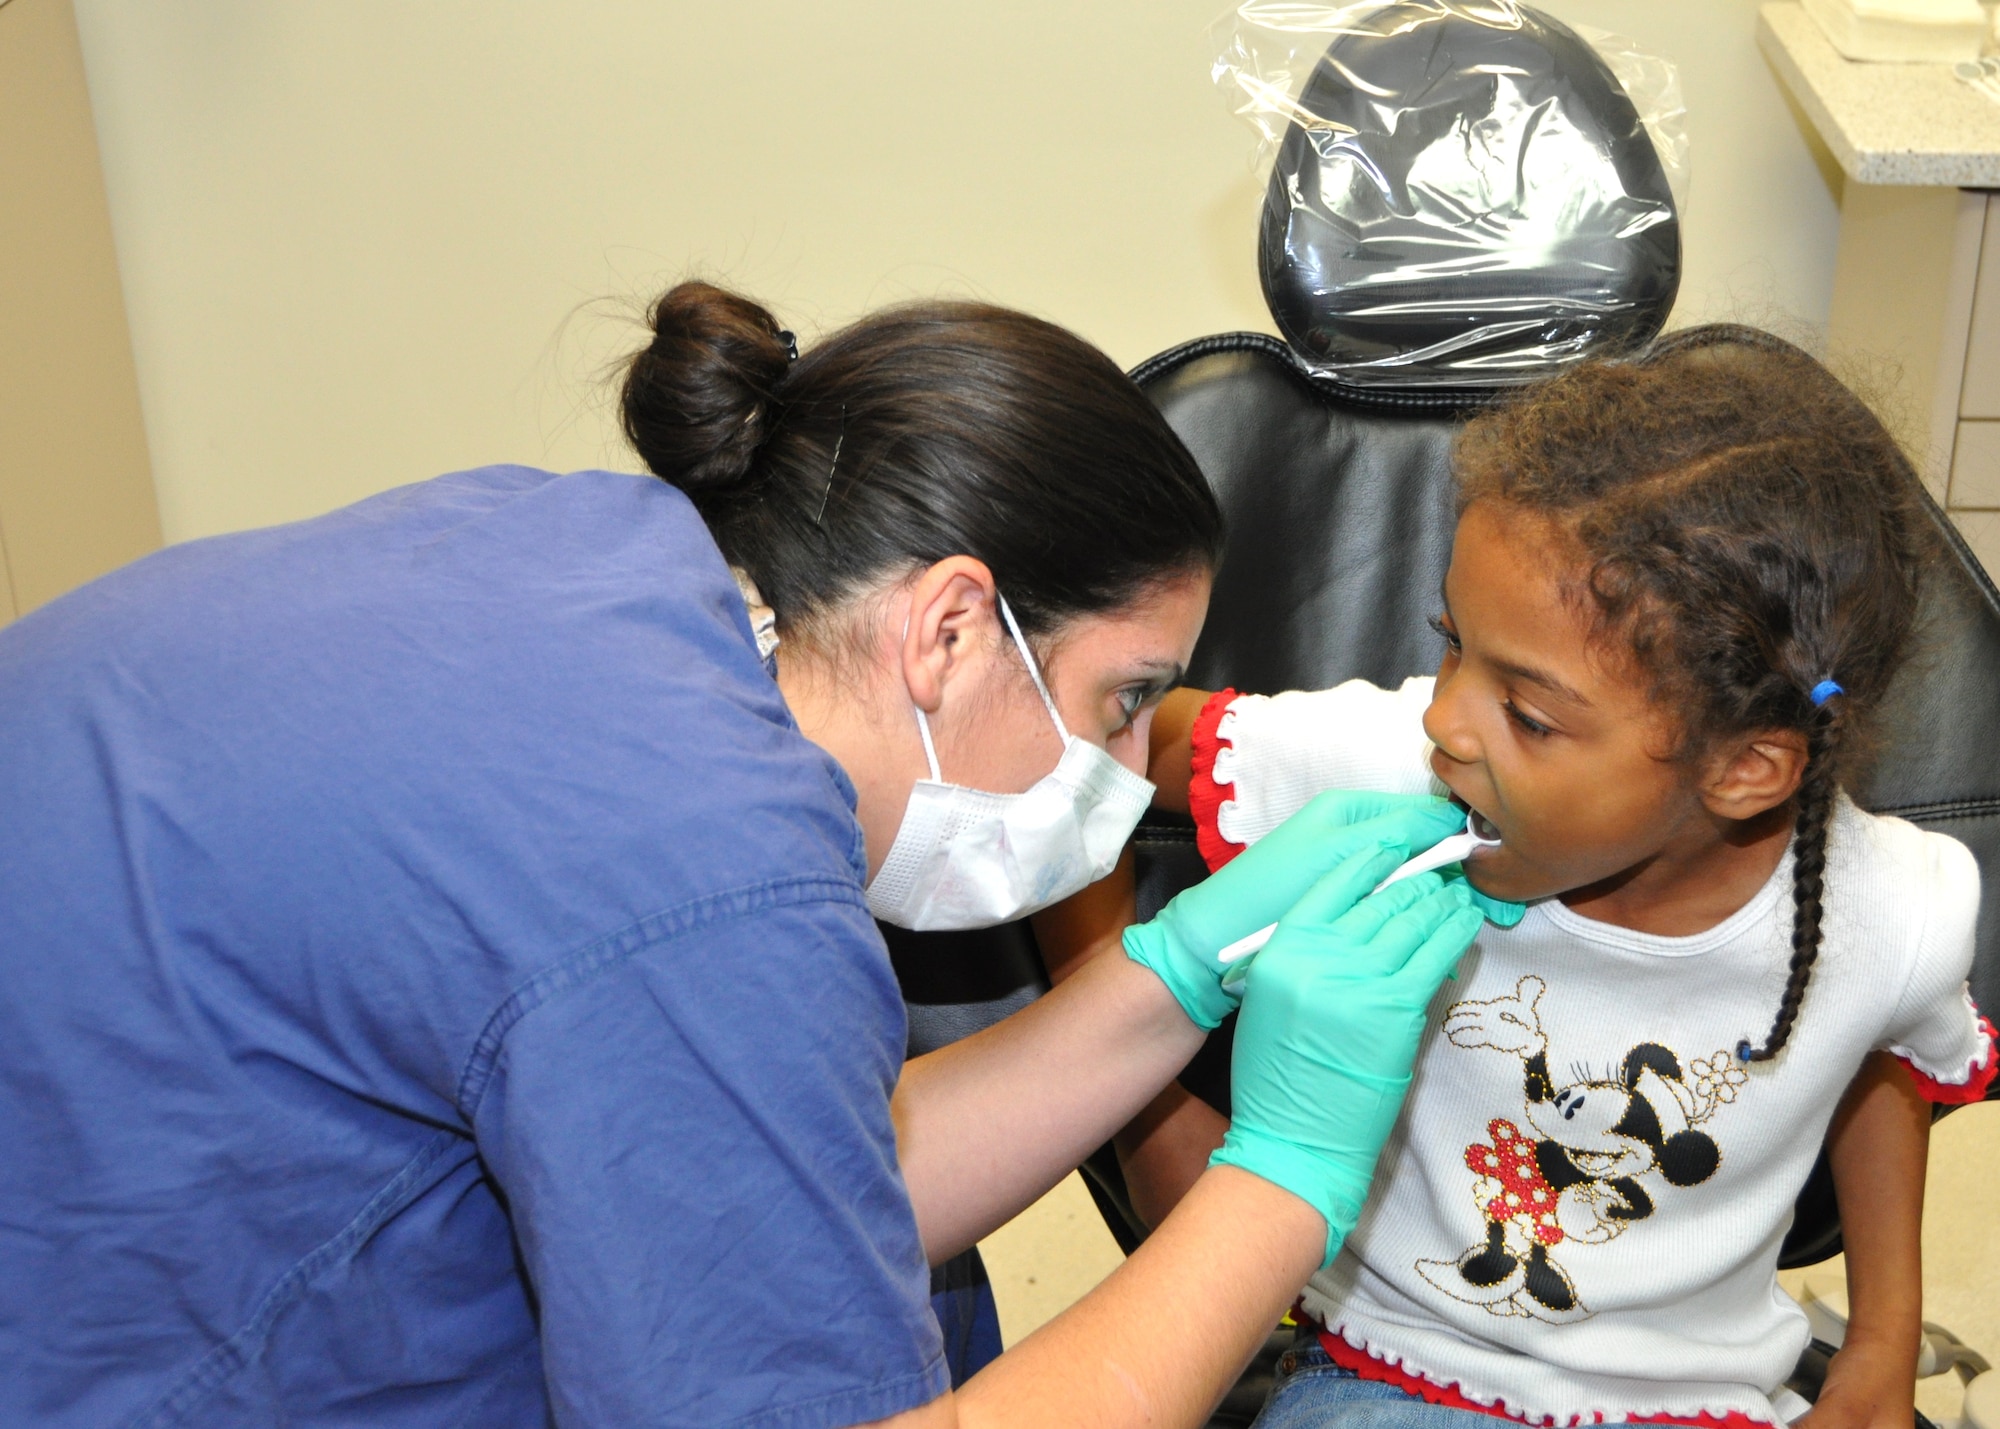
[1759,1,2000,184]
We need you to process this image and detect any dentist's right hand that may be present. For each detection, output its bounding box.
[1121,790,1467,1031]
[1211,859,1483,1267]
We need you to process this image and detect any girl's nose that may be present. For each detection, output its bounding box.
[1422,680,1480,767]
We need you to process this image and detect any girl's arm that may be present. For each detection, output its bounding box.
[1800,1052,1929,1429]
[1146,686,1209,815]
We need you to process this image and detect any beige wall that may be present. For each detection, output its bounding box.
[71,0,1842,545]
[0,0,161,615]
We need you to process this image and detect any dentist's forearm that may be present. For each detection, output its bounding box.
[1030,861,1228,1231]
[860,1165,1321,1429]
[891,949,1205,1263]
[955,1166,1319,1426]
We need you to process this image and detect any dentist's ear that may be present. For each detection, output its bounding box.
[899,557,1000,714]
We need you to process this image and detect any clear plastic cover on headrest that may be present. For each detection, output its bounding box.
[1213,1,1686,387]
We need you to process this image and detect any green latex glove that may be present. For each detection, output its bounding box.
[1443,867,1527,928]
[1213,861,1485,1267]
[1123,791,1466,1030]
[1213,867,1522,998]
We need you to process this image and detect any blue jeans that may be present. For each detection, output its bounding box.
[1251,1331,1498,1429]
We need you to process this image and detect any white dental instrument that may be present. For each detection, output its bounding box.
[1216,810,1500,992]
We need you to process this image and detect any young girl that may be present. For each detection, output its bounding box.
[1096,326,1995,1428]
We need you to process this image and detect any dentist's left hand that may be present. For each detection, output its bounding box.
[1122,789,1465,1029]
[1215,867,1482,1265]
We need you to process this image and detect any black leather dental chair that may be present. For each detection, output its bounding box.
[886,3,2000,1418]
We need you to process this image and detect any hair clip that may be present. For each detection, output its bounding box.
[775,329,799,363]
[813,405,847,528]
[1809,679,1844,707]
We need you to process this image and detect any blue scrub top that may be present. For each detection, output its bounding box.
[0,467,947,1428]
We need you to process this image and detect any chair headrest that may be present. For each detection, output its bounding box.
[1257,1,1681,388]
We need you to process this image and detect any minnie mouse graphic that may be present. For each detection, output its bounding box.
[1415,975,1747,1324]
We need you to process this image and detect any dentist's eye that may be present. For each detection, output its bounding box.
[1427,613,1462,654]
[1505,701,1553,738]
[1112,686,1146,731]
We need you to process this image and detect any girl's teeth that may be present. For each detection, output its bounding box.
[1469,809,1501,841]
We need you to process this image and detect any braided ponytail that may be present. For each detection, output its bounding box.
[1737,713,1838,1064]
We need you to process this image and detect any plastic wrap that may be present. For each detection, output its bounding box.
[1213,1,1685,386]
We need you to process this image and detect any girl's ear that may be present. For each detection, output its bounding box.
[1697,729,1809,822]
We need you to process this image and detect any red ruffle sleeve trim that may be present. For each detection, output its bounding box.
[1187,688,1243,872]
[1898,1012,1997,1105]
[1316,1329,1775,1429]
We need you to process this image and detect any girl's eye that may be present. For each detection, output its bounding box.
[1505,701,1553,738]
[1427,613,1462,654]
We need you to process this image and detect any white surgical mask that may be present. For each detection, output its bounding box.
[865,596,1155,931]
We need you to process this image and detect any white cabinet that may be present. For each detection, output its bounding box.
[1952,419,2000,508]
[1822,185,2000,577]
[1763,2,2000,579]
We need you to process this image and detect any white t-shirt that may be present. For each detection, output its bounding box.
[1200,679,1992,1426]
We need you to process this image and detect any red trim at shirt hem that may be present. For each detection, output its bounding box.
[1899,1012,1997,1105]
[1188,688,1243,872]
[1315,1329,1776,1429]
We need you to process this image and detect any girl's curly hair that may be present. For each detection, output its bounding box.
[1454,325,1937,1062]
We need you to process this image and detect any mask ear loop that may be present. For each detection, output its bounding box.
[902,615,945,783]
[995,594,1070,741]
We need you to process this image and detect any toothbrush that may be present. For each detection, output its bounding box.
[1216,810,1500,991]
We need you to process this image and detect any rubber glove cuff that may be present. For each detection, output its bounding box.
[1122,919,1239,1030]
[1209,1116,1396,1268]
[1442,868,1527,928]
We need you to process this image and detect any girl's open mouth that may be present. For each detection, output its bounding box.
[1448,792,1503,843]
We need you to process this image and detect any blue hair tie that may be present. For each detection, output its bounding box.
[1809,679,1844,707]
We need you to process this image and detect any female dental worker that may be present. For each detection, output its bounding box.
[0,282,1481,1429]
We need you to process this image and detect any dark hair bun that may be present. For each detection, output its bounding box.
[620,281,793,507]
[618,283,1222,659]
